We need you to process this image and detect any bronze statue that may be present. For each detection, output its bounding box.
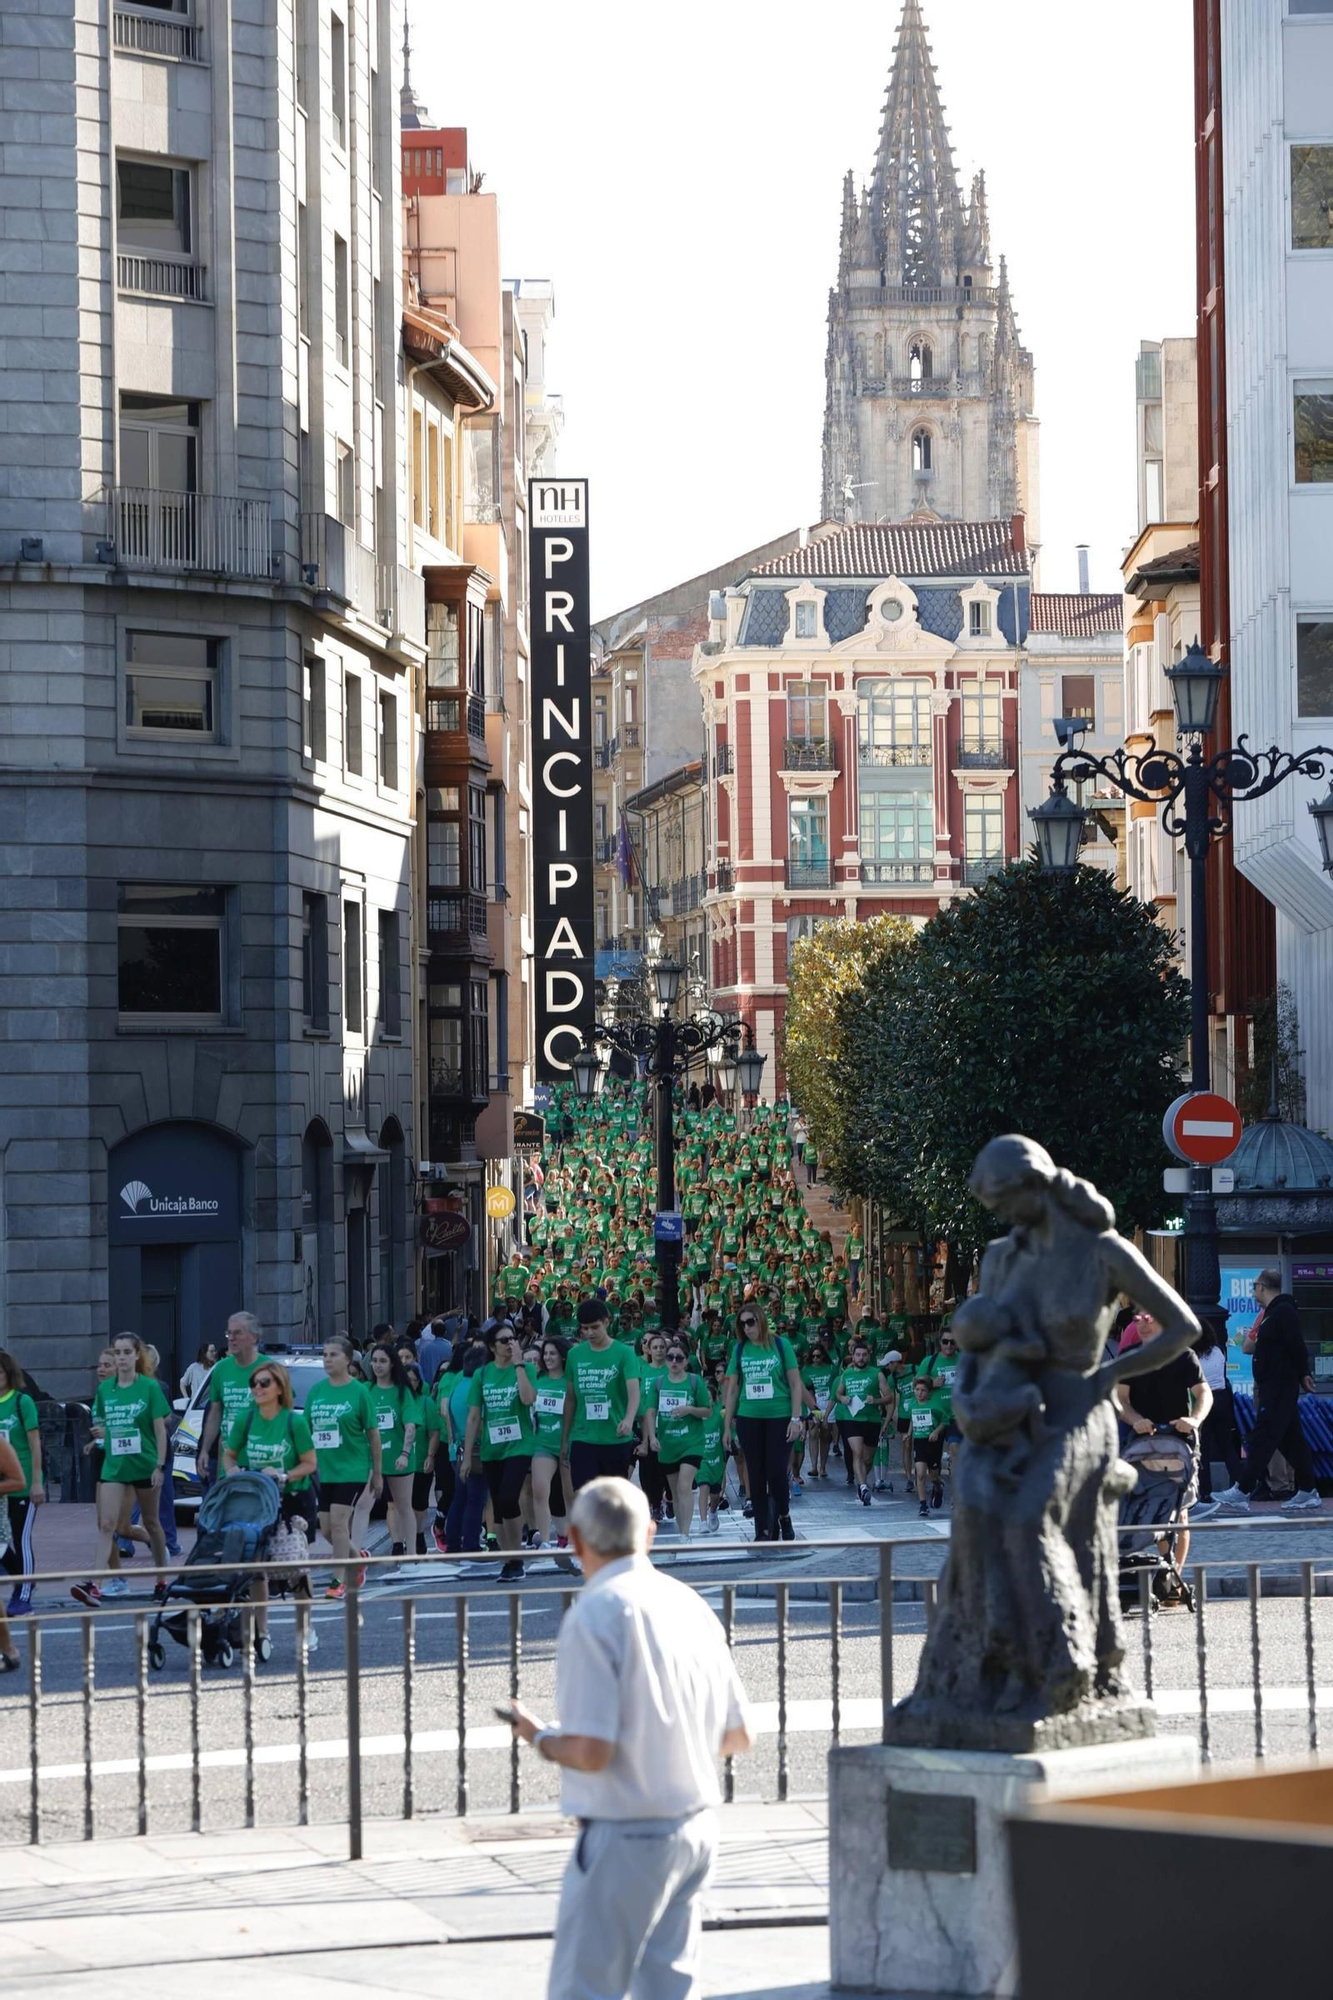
[887,1135,1201,1752]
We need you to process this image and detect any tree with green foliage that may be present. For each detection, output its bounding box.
[783,915,916,1192]
[831,862,1191,1260]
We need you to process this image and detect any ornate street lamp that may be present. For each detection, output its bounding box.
[712,1038,739,1098]
[654,955,684,1012]
[1036,704,1333,1315]
[736,1037,767,1100]
[570,1042,607,1102]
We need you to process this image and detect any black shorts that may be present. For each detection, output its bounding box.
[411,1470,434,1510]
[319,1479,367,1509]
[841,1421,882,1447]
[483,1454,531,1522]
[661,1455,702,1474]
[912,1438,943,1470]
[569,1439,635,1491]
[896,1418,910,1435]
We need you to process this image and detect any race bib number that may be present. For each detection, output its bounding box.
[585,1399,610,1423]
[313,1427,341,1452]
[747,1380,774,1401]
[488,1421,521,1447]
[815,1393,831,1411]
[377,1410,395,1432]
[658,1394,687,1416]
[110,1433,138,1457]
[536,1392,564,1416]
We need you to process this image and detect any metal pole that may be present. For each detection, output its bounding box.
[656,1022,681,1332]
[1182,755,1221,1317]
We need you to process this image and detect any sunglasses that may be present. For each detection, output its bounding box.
[666,1351,687,1361]
[252,1375,275,1390]
[740,1317,758,1327]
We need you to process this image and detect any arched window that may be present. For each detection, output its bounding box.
[912,429,932,473]
[909,339,932,385]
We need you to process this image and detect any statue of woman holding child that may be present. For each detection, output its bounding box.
[886,1135,1201,1751]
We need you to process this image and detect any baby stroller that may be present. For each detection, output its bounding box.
[1118,1426,1197,1614]
[147,1472,281,1670]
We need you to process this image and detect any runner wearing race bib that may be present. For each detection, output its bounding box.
[368,1342,419,1562]
[304,1339,382,1599]
[0,1351,41,1615]
[832,1340,887,1507]
[908,1376,945,1518]
[71,1332,170,1609]
[723,1306,802,1544]
[527,1336,573,1562]
[646,1342,713,1537]
[224,1360,317,1649]
[561,1300,642,1491]
[800,1344,837,1480]
[463,1327,536,1581]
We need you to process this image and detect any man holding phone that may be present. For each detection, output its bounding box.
[506,1478,753,1999]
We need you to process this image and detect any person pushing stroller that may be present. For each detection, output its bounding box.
[1115,1311,1212,1607]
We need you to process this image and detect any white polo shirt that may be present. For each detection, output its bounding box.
[551,1554,750,1821]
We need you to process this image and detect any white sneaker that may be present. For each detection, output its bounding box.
[1213,1484,1249,1510]
[707,1513,720,1535]
[1282,1489,1324,1512]
[102,1577,130,1597]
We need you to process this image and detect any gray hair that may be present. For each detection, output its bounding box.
[227,1311,262,1340]
[1257,1267,1283,1295]
[569,1477,651,1557]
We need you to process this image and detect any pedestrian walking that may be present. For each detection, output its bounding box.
[72,1332,170,1608]
[528,1336,572,1554]
[645,1340,713,1538]
[304,1336,381,1599]
[461,1324,536,1582]
[0,1350,42,1616]
[197,1313,272,1488]
[505,1479,753,2000]
[1191,1313,1243,1510]
[179,1341,218,1402]
[0,1435,25,1670]
[560,1298,641,1491]
[223,1359,317,1648]
[367,1341,418,1555]
[722,1303,803,1542]
[442,1341,490,1555]
[1115,1311,1212,1587]
[1216,1269,1322,1511]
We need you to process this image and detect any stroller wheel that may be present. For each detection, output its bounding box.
[255,1633,273,1664]
[216,1640,235,1669]
[148,1641,166,1671]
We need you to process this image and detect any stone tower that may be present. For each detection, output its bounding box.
[821,0,1039,544]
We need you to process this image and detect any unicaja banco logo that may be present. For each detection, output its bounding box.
[118,1179,219,1219]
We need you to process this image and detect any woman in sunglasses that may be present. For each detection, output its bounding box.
[644,1341,713,1538]
[223,1360,317,1651]
[722,1304,804,1543]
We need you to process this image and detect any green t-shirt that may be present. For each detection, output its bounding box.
[208,1354,273,1449]
[651,1371,710,1465]
[408,1391,440,1474]
[821,1279,846,1314]
[834,1365,882,1420]
[567,1338,641,1444]
[847,1235,864,1262]
[500,1263,529,1300]
[370,1384,413,1467]
[530,1369,568,1456]
[303,1378,376,1484]
[0,1389,38,1495]
[466,1363,534,1461]
[909,1400,940,1439]
[727,1337,797,1420]
[697,1406,727,1480]
[93,1376,170,1485]
[801,1364,836,1412]
[226,1406,314,1490]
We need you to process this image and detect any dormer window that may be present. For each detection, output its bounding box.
[794,600,818,639]
[969,600,992,638]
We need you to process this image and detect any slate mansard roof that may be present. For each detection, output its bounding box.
[748,519,1029,583]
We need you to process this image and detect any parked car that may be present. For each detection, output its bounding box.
[171,1346,329,1511]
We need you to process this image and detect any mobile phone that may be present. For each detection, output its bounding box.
[493,1703,516,1723]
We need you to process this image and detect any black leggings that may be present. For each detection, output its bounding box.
[735,1416,791,1539]
[637,1446,669,1513]
[1198,1386,1243,1499]
[483,1454,531,1522]
[3,1495,35,1583]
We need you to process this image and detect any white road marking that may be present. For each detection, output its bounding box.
[0,1687,1312,1790]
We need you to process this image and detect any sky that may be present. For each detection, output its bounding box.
[414,0,1198,622]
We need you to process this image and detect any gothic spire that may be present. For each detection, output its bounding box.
[400,8,431,130]
[838,170,856,282]
[871,0,964,287]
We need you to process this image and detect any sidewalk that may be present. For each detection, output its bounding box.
[0,1803,858,1998]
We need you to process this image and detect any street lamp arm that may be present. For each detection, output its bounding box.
[594,1010,743,1081]
[1211,737,1333,806]
[1050,741,1188,809]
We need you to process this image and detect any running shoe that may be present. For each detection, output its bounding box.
[102,1577,129,1598]
[356,1549,369,1587]
[1212,1483,1249,1511]
[432,1522,448,1555]
[0,1654,19,1673]
[498,1560,524,1582]
[1191,1498,1221,1520]
[778,1515,796,1542]
[790,1477,804,1496]
[707,1513,720,1535]
[858,1483,871,1507]
[70,1582,101,1608]
[152,1582,169,1604]
[930,1482,944,1510]
[324,1580,347,1602]
[5,1591,30,1618]
[742,1500,754,1519]
[918,1502,929,1519]
[1282,1488,1324,1511]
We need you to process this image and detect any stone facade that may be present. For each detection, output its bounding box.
[0,0,421,1393]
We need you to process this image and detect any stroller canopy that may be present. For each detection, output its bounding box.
[196,1470,282,1534]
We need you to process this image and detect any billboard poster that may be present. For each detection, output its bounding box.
[529,479,595,1080]
[1219,1259,1261,1392]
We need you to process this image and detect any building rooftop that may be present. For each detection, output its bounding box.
[1229,1116,1333,1193]
[748,518,1029,581]
[1126,540,1200,596]
[1029,592,1122,638]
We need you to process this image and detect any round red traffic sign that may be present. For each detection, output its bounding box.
[1163,1091,1243,1166]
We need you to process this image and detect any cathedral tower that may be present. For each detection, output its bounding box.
[821,0,1039,544]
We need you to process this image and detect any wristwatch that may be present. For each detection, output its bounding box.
[533,1726,558,1757]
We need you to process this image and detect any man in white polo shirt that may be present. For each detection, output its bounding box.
[506,1477,753,2000]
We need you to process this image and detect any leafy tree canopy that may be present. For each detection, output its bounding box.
[783,914,916,1191]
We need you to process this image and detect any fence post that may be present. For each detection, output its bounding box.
[346,1570,363,1860]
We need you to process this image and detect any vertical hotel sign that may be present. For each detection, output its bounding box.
[529,479,595,1079]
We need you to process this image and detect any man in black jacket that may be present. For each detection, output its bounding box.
[1214,1269,1321,1513]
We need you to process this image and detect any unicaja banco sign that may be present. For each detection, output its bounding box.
[119,1180,220,1219]
[529,478,595,1080]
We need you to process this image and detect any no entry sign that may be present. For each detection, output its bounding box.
[1163,1091,1243,1166]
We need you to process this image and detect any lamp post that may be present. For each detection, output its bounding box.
[570,963,764,1331]
[1031,640,1333,1316]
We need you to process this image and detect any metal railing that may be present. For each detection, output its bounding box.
[787,857,832,889]
[6,1523,1332,1856]
[116,252,207,301]
[782,738,836,771]
[623,724,640,748]
[595,835,616,864]
[715,743,734,776]
[594,743,610,768]
[714,862,734,892]
[859,743,932,767]
[962,856,1010,885]
[113,8,205,60]
[395,564,426,647]
[861,860,935,884]
[955,737,1015,770]
[105,487,271,578]
[426,892,488,938]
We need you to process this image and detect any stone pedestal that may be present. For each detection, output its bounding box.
[829,1735,1199,1998]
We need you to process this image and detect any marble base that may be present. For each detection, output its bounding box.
[828,1734,1199,1998]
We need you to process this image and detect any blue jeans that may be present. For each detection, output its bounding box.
[444,1464,488,1552]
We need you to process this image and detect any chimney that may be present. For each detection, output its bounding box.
[1076,544,1090,595]
[1010,513,1026,558]
[799,524,810,548]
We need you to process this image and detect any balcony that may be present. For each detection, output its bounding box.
[594,743,610,769]
[595,835,616,864]
[859,742,932,768]
[113,9,205,59]
[861,860,935,885]
[786,857,832,890]
[782,737,836,771]
[395,564,426,650]
[104,487,272,579]
[607,734,620,762]
[955,737,1015,771]
[672,873,702,915]
[427,893,490,942]
[715,743,734,776]
[715,862,734,893]
[300,514,393,628]
[424,694,486,743]
[962,857,1009,886]
[623,724,640,749]
[116,253,207,301]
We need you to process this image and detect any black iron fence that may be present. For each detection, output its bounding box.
[5,1524,1332,1859]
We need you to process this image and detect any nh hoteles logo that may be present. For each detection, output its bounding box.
[119,1179,220,1218]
